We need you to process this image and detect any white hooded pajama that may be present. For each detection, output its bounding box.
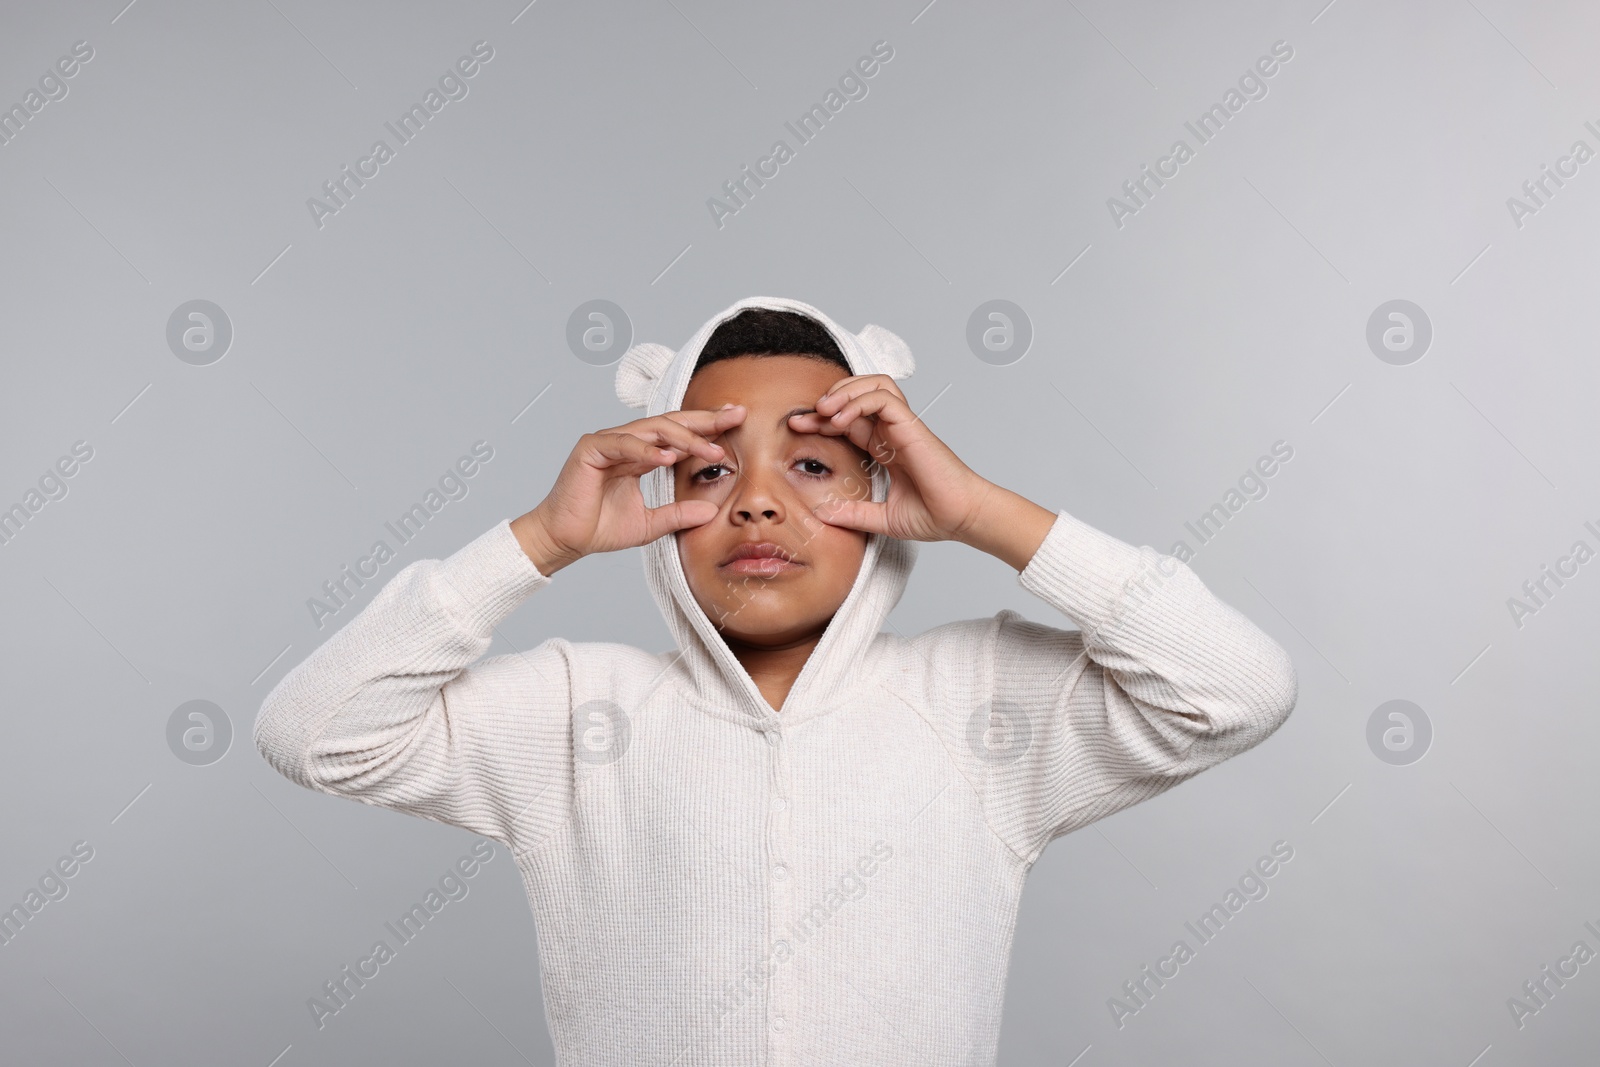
[254,296,1299,1065]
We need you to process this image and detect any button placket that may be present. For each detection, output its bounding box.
[766,726,792,1059]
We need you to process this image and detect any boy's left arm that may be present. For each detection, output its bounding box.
[961,487,1299,864]
[793,373,1297,866]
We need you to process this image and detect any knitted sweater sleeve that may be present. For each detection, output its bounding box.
[982,508,1298,865]
[252,520,573,853]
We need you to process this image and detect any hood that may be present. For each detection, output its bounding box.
[613,296,920,731]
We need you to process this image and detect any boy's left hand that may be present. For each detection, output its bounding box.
[788,374,996,544]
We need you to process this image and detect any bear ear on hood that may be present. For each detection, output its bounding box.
[856,323,915,380]
[615,342,677,410]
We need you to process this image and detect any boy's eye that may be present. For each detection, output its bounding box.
[690,463,731,484]
[688,457,832,484]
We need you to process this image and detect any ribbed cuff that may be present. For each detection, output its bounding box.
[434,519,553,638]
[1017,509,1151,635]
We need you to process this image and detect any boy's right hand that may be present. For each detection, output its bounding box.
[510,405,746,575]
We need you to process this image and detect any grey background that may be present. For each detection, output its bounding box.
[2,0,1596,1063]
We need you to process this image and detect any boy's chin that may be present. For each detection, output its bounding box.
[709,607,834,648]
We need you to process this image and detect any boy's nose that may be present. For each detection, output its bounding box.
[729,473,786,525]
[733,496,783,523]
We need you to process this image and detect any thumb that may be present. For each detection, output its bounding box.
[645,499,718,540]
[811,497,888,536]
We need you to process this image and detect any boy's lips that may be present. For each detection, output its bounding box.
[719,541,803,575]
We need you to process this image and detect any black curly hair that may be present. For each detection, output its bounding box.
[692,308,851,377]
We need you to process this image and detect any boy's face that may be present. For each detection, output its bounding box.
[674,354,875,649]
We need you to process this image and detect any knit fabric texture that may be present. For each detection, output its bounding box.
[254,296,1299,1065]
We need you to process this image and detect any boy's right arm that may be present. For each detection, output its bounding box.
[252,519,574,853]
[253,407,742,851]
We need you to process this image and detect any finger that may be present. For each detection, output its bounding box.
[787,405,878,455]
[813,388,912,452]
[601,406,745,460]
[815,375,904,413]
[810,373,870,401]
[583,432,678,472]
[652,405,747,438]
[784,410,834,434]
[643,498,719,540]
[827,387,909,426]
[790,399,876,435]
[657,406,746,461]
[808,385,901,443]
[601,406,746,452]
[811,380,874,416]
[628,418,727,462]
[840,390,914,453]
[811,496,889,536]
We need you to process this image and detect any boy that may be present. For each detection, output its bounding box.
[255,296,1297,1065]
